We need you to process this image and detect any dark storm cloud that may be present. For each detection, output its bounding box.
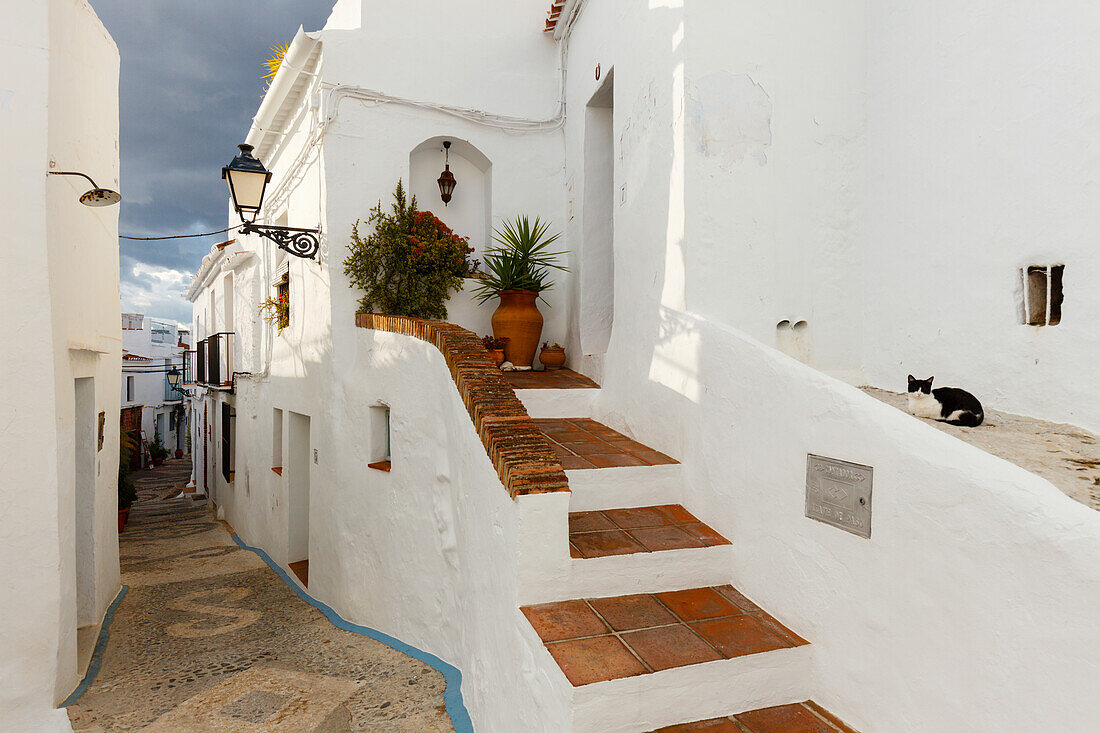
[93,0,334,323]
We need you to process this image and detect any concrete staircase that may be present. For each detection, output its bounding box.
[511,372,857,733]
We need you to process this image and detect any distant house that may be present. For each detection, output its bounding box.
[121,313,189,459]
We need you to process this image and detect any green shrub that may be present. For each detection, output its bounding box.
[344,180,478,320]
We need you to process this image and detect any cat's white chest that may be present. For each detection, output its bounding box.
[907,393,941,419]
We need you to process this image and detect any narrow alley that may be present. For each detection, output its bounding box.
[66,459,454,732]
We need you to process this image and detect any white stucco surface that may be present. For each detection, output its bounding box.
[188,1,1100,730]
[0,0,121,727]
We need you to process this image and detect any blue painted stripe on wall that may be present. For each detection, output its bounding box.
[59,584,129,708]
[231,534,475,733]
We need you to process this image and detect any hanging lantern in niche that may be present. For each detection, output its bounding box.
[437,141,457,205]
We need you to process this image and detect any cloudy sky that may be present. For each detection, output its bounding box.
[94,1,334,325]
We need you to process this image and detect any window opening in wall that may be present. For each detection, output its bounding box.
[221,402,234,483]
[368,405,391,471]
[276,272,290,330]
[272,408,283,475]
[1021,265,1064,326]
[126,375,134,402]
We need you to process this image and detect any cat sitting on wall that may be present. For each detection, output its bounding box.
[906,375,985,427]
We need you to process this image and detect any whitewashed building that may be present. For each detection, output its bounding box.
[188,1,1100,731]
[0,0,122,729]
[121,313,188,457]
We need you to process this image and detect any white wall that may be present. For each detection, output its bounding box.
[224,329,572,731]
[860,0,1100,431]
[0,0,120,728]
[559,1,1100,729]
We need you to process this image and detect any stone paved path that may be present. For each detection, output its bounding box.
[863,387,1100,510]
[67,458,454,732]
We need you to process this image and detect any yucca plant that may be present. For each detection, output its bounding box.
[472,216,568,304]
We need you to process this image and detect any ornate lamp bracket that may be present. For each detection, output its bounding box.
[240,222,321,260]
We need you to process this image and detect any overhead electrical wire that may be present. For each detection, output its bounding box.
[119,225,237,241]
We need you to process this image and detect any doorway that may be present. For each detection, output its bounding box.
[581,69,615,357]
[287,412,311,585]
[74,378,96,627]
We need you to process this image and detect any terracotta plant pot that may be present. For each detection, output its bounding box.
[152,456,164,467]
[117,508,130,533]
[174,449,184,459]
[487,349,506,367]
[540,346,566,370]
[492,290,543,368]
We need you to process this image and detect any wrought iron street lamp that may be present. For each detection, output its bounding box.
[222,143,320,259]
[437,141,457,206]
[166,367,181,390]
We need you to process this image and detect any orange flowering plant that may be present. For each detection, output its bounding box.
[344,180,479,319]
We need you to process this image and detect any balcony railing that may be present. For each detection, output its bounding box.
[187,333,235,391]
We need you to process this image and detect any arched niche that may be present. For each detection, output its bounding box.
[409,137,492,257]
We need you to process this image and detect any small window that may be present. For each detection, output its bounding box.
[222,403,234,483]
[276,273,290,330]
[272,408,283,473]
[368,405,391,471]
[1021,265,1064,326]
[126,376,135,402]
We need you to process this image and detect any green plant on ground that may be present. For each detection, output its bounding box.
[118,428,139,510]
[344,180,478,320]
[148,434,169,462]
[472,216,568,304]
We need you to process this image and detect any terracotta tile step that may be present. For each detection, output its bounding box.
[569,504,730,558]
[504,368,600,389]
[650,701,859,732]
[521,585,807,687]
[535,418,678,470]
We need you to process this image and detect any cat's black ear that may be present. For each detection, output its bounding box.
[907,374,915,382]
[928,376,934,384]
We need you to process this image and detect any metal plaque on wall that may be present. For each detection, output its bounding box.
[805,454,873,538]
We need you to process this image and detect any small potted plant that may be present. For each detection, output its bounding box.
[148,436,168,467]
[539,341,566,370]
[472,216,568,369]
[482,335,509,367]
[173,406,185,458]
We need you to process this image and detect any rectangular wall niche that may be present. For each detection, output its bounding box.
[368,405,391,472]
[1021,265,1064,326]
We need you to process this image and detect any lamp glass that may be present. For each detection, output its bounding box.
[222,144,271,223]
[167,368,181,387]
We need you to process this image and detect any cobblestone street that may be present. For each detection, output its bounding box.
[66,458,454,732]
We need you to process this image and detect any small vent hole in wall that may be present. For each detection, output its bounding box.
[1021,265,1063,326]
[776,319,811,363]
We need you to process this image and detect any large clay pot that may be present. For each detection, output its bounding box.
[492,290,543,368]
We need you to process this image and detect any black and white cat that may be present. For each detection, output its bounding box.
[906,375,984,427]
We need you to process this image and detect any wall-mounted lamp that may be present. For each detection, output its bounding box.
[47,170,121,207]
[437,141,457,206]
[222,143,320,259]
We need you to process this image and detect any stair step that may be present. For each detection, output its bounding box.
[569,505,729,558]
[521,585,807,687]
[536,418,678,470]
[649,701,859,732]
